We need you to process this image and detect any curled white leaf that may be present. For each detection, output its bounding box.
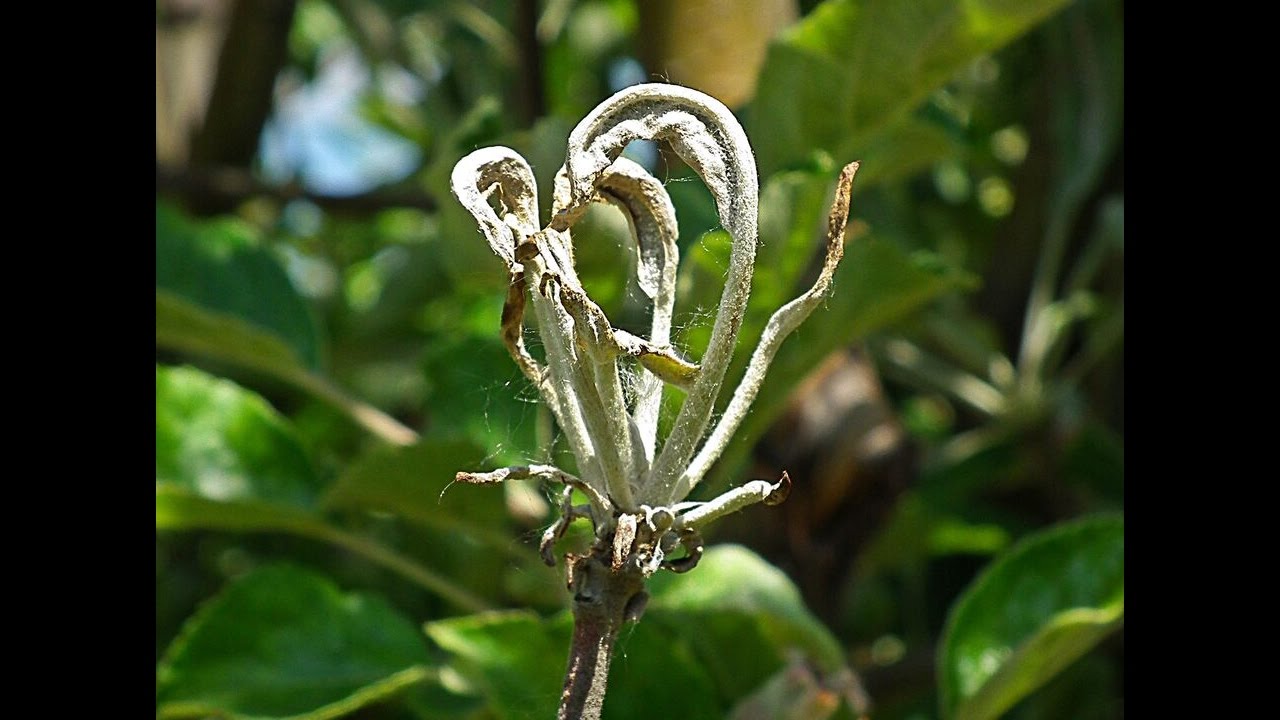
[557,83,761,501]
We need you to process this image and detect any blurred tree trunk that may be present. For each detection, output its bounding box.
[156,0,233,167]
[636,0,797,109]
[157,0,297,214]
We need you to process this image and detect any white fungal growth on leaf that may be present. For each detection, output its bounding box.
[451,82,859,575]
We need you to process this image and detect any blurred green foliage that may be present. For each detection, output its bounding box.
[156,0,1123,717]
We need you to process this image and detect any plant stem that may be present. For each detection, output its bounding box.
[308,523,493,613]
[293,372,420,447]
[558,551,647,720]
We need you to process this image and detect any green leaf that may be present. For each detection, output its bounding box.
[155,364,327,537]
[156,484,325,535]
[852,119,960,190]
[647,545,845,672]
[322,438,495,534]
[157,202,322,370]
[858,491,1012,577]
[321,438,552,584]
[1042,0,1124,233]
[1062,420,1124,506]
[158,289,419,448]
[939,513,1124,720]
[418,330,542,467]
[425,610,571,720]
[157,365,321,509]
[157,565,435,720]
[424,610,727,720]
[157,206,417,446]
[425,546,847,718]
[157,289,313,389]
[156,365,487,611]
[750,0,1074,176]
[1019,0,1124,378]
[705,236,975,492]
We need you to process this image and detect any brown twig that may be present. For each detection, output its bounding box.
[157,164,438,217]
[558,548,647,720]
[514,0,546,126]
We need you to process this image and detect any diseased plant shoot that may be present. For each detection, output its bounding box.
[450,82,860,719]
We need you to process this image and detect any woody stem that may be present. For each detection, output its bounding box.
[557,549,647,720]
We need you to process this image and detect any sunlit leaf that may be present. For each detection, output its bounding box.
[425,611,570,720]
[156,365,321,509]
[939,513,1124,720]
[156,366,487,611]
[157,565,435,720]
[647,545,844,672]
[750,0,1075,176]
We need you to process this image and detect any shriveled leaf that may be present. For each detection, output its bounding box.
[751,169,846,316]
[750,0,1075,175]
[156,365,321,509]
[939,513,1124,720]
[157,565,435,720]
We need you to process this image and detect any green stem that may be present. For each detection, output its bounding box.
[876,338,1006,418]
[1061,297,1123,385]
[293,372,420,447]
